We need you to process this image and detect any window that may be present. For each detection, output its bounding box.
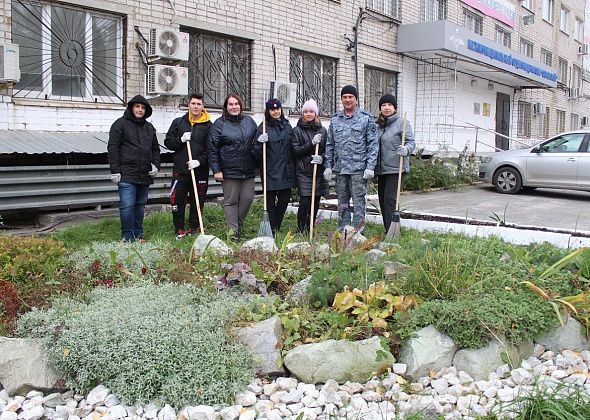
[463,8,483,35]
[571,113,579,130]
[422,0,447,22]
[572,65,582,89]
[543,0,553,23]
[518,101,532,137]
[495,26,511,48]
[560,7,569,33]
[364,67,397,116]
[366,0,397,19]
[541,49,553,66]
[521,0,532,10]
[290,50,337,116]
[543,107,550,138]
[11,0,124,103]
[520,38,534,58]
[540,132,584,152]
[558,58,568,84]
[184,30,251,110]
[555,109,566,133]
[575,18,583,42]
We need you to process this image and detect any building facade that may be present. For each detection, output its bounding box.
[1,0,589,156]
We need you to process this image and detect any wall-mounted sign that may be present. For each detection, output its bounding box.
[483,103,491,117]
[463,0,517,28]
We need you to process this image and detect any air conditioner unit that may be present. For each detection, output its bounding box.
[147,65,188,96]
[532,102,546,115]
[568,87,580,98]
[0,43,20,83]
[268,81,297,109]
[582,116,589,126]
[579,44,589,55]
[148,28,189,62]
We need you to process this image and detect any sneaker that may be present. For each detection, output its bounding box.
[187,228,197,236]
[176,229,186,240]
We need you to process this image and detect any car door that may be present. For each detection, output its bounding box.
[577,138,590,189]
[526,133,586,187]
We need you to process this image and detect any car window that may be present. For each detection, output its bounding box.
[539,133,586,153]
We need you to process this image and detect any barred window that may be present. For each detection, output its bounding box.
[422,0,447,22]
[540,49,553,67]
[495,26,511,48]
[558,58,568,84]
[517,101,532,137]
[543,107,550,138]
[289,50,337,117]
[520,38,534,58]
[463,8,483,36]
[571,113,579,130]
[183,29,251,110]
[366,0,397,19]
[364,67,397,116]
[11,0,124,103]
[555,109,566,133]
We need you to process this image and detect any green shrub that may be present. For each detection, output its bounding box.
[17,284,255,408]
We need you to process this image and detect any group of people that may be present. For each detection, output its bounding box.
[106,85,415,242]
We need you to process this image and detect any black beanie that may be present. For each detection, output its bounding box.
[379,94,397,109]
[340,85,359,100]
[265,98,282,110]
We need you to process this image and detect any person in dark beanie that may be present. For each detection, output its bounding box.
[376,94,415,232]
[293,99,328,234]
[165,93,211,239]
[208,94,258,239]
[324,85,378,232]
[108,95,160,241]
[254,98,296,235]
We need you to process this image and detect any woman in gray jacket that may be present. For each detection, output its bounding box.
[375,94,415,232]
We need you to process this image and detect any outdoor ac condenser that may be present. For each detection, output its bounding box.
[268,81,297,109]
[149,29,189,62]
[147,64,188,96]
[0,43,20,83]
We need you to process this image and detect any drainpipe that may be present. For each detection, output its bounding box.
[352,8,365,94]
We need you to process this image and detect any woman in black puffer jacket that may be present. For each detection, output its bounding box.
[208,94,258,238]
[254,98,296,235]
[292,99,328,234]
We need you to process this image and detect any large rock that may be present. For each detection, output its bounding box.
[283,336,395,384]
[285,276,311,304]
[536,314,590,353]
[0,337,63,395]
[240,237,278,253]
[237,316,285,376]
[399,325,458,379]
[192,234,232,257]
[453,337,534,381]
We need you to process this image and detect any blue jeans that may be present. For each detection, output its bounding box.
[335,173,367,232]
[118,182,149,241]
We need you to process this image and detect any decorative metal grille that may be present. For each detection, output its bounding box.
[364,67,397,116]
[183,30,251,110]
[11,0,125,103]
[289,50,337,117]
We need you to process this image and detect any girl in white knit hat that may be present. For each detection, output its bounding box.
[292,99,329,234]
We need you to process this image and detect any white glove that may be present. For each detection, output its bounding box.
[398,145,409,157]
[311,134,322,145]
[110,173,121,183]
[323,167,332,181]
[187,159,200,170]
[149,163,159,177]
[311,154,323,165]
[363,169,374,180]
[257,133,268,143]
[181,132,191,143]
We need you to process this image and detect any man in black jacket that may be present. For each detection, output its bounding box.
[108,95,160,241]
[164,93,211,239]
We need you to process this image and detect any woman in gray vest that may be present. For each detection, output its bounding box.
[375,94,415,232]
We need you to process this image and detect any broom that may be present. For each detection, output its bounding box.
[309,140,321,242]
[185,140,205,236]
[385,112,407,242]
[257,116,273,237]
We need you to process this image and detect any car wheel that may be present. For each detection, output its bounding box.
[493,167,522,194]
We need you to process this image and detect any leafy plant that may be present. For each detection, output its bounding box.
[17,284,255,408]
[333,282,417,328]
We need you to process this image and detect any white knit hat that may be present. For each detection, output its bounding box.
[302,99,319,115]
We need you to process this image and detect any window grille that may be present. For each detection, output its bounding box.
[364,67,397,116]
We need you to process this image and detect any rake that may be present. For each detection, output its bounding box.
[257,116,273,238]
[385,112,407,242]
[185,140,205,236]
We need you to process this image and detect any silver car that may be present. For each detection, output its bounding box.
[478,131,590,194]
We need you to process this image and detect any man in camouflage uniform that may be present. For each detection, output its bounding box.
[324,85,378,232]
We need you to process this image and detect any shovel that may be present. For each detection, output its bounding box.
[385,112,407,242]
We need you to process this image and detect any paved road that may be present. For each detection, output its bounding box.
[391,184,590,232]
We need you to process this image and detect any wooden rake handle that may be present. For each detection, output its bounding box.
[394,112,408,213]
[309,141,321,241]
[186,140,205,235]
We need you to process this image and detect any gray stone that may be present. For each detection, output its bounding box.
[85,385,109,406]
[536,314,590,353]
[383,261,410,279]
[365,249,386,263]
[218,405,240,420]
[185,405,216,420]
[285,242,311,254]
[0,412,17,420]
[285,276,311,304]
[240,237,278,253]
[399,325,458,379]
[453,337,534,381]
[283,336,395,384]
[42,393,65,408]
[192,234,232,257]
[236,316,284,376]
[377,242,401,252]
[157,404,175,420]
[0,337,63,395]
